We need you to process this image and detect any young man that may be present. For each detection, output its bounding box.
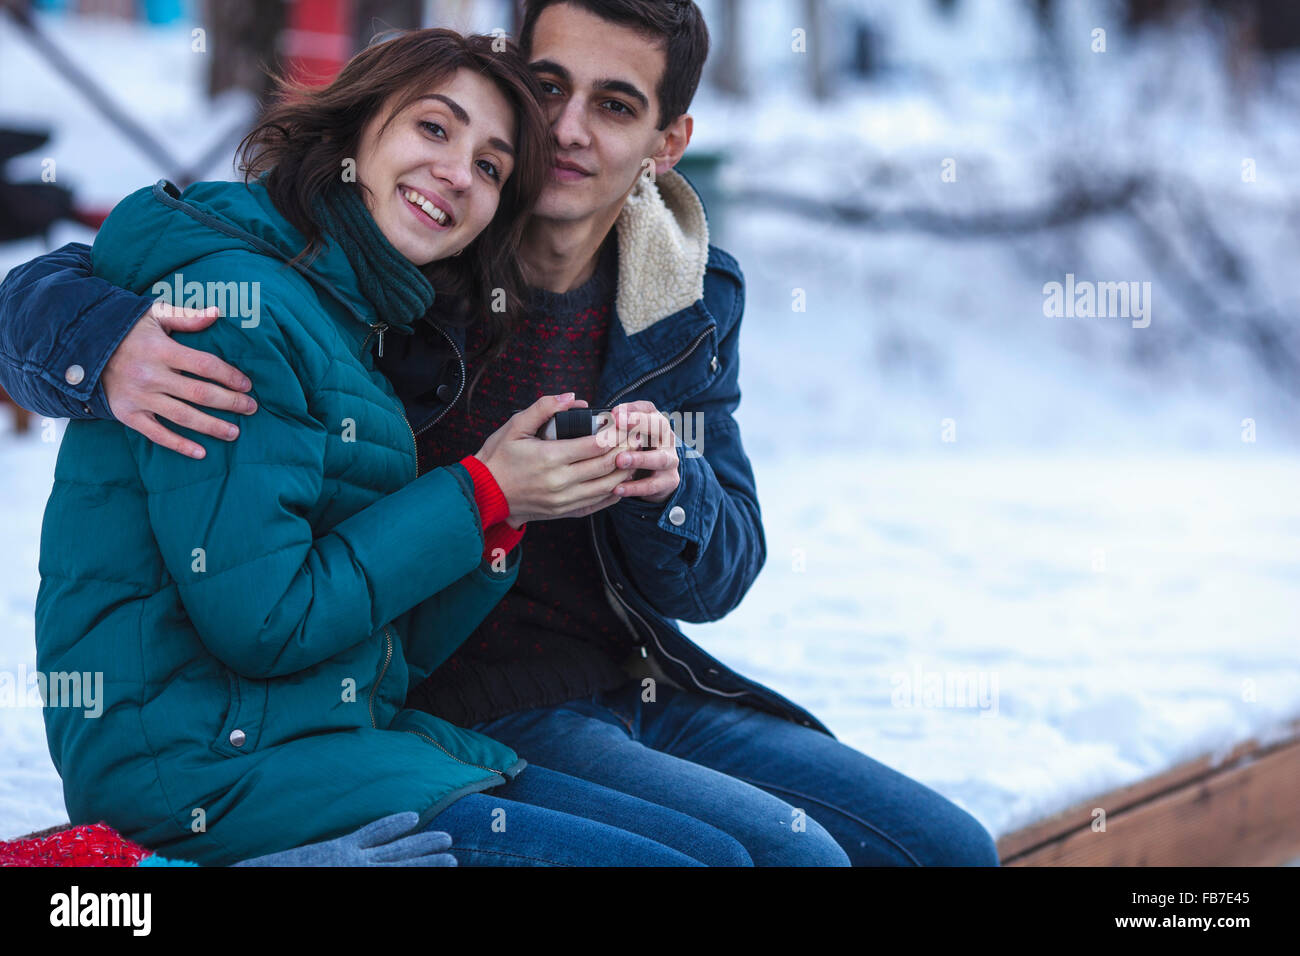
[0,0,999,866]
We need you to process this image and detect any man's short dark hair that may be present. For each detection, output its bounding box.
[519,0,710,130]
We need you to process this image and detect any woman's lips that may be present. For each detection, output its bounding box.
[398,186,451,231]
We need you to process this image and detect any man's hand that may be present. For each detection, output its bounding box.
[603,401,681,505]
[102,300,258,459]
[479,394,635,528]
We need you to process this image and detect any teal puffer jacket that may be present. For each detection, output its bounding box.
[35,179,525,866]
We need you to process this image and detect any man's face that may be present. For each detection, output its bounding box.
[526,2,673,224]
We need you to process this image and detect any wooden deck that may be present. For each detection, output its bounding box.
[997,718,1300,866]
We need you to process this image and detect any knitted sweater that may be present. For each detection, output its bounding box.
[406,235,635,727]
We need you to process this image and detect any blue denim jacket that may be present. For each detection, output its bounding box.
[0,171,834,738]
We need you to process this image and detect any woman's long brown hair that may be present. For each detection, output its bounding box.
[236,28,553,409]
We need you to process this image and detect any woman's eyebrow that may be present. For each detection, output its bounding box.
[416,94,514,156]
[419,93,470,123]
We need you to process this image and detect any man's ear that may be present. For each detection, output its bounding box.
[653,114,693,177]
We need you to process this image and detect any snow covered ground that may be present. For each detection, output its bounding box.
[2,6,1297,851]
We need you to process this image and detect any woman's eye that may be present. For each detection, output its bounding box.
[478,159,501,182]
[419,121,447,139]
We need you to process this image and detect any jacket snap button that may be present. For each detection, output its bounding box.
[668,506,686,526]
[710,356,720,373]
[65,364,85,386]
[615,582,624,590]
[436,383,454,402]
[229,729,246,748]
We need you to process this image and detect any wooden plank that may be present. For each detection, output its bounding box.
[997,718,1300,860]
[1000,724,1300,866]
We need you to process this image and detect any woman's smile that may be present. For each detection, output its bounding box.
[398,184,455,231]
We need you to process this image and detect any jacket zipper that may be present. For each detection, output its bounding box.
[362,321,388,359]
[402,729,510,776]
[588,516,651,654]
[360,319,466,471]
[588,325,717,652]
[369,625,394,729]
[589,514,747,701]
[372,630,511,776]
[589,321,748,701]
[607,325,715,407]
[413,322,466,439]
[357,323,420,478]
[362,321,514,759]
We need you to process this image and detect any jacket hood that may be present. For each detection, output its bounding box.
[92,179,381,333]
[613,167,711,337]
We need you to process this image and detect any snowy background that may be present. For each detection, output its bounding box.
[2,0,1298,851]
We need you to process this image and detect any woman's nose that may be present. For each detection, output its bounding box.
[432,153,474,191]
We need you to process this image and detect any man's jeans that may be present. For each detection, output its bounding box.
[425,679,1000,866]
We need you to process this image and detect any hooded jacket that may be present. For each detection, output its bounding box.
[35,178,526,867]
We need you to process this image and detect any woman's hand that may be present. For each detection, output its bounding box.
[475,393,635,527]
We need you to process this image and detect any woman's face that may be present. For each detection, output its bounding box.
[355,68,518,265]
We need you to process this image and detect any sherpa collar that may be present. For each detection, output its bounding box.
[612,167,710,337]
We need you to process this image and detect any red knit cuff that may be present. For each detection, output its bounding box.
[482,521,526,561]
[459,455,510,529]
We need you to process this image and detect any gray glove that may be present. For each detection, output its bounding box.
[232,812,456,867]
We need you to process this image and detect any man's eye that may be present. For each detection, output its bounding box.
[604,100,633,117]
[539,80,563,96]
[420,121,447,138]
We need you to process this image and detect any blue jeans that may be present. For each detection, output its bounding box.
[425,679,1000,866]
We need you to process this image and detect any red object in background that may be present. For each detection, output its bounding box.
[0,823,152,867]
[283,0,357,86]
[72,207,112,231]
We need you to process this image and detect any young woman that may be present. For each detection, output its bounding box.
[34,28,749,867]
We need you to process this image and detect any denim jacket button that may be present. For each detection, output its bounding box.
[64,364,85,386]
[436,383,454,402]
[668,506,686,526]
[229,729,246,748]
